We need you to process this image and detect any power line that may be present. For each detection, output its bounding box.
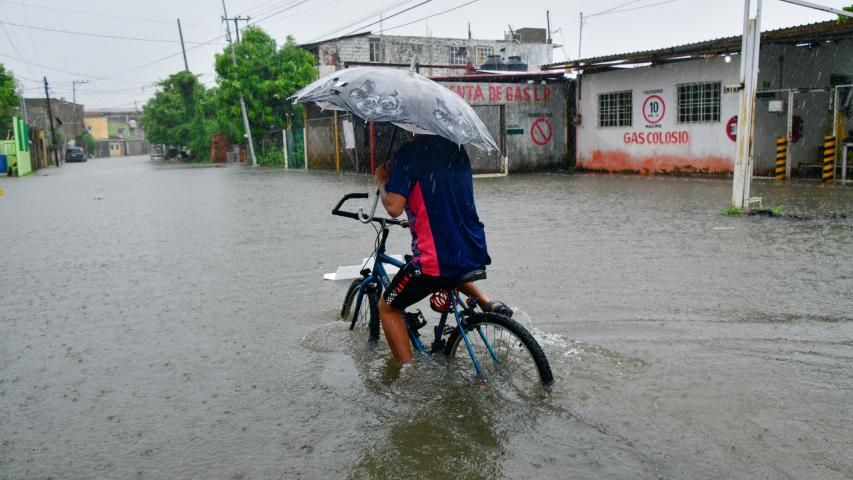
[597,0,682,16]
[0,51,99,78]
[339,0,433,37]
[380,0,482,33]
[0,1,35,77]
[0,0,214,28]
[250,0,312,24]
[307,0,421,42]
[586,0,646,18]
[0,19,214,44]
[587,0,681,18]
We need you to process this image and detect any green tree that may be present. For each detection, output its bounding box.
[0,64,21,139]
[80,130,99,156]
[140,71,210,160]
[214,28,315,142]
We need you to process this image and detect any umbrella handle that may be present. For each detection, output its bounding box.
[357,190,380,223]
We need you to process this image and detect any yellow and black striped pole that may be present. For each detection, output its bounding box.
[775,136,787,183]
[822,135,836,183]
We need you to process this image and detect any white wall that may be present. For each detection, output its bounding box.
[577,57,740,174]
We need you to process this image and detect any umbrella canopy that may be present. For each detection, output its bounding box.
[290,67,499,153]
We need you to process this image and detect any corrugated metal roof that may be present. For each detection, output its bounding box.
[543,20,853,71]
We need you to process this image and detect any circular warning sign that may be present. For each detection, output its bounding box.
[726,115,738,142]
[642,95,665,124]
[531,118,552,146]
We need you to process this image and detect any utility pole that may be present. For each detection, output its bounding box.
[177,18,189,71]
[732,0,762,209]
[578,12,584,59]
[43,77,60,167]
[546,10,551,44]
[72,79,89,142]
[232,16,249,43]
[221,0,257,167]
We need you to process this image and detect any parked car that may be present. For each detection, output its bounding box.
[66,147,87,162]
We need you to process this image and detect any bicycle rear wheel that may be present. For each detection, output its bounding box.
[340,278,381,340]
[444,312,554,390]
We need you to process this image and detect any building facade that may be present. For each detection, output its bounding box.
[434,72,573,172]
[24,98,86,149]
[301,29,553,78]
[546,21,853,176]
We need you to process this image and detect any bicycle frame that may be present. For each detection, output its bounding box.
[346,215,499,379]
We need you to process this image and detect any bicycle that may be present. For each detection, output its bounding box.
[334,192,554,390]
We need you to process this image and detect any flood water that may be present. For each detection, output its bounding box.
[1,156,852,479]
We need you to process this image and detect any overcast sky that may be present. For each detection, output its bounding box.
[0,0,849,109]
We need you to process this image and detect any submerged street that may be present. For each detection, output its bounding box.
[1,156,852,479]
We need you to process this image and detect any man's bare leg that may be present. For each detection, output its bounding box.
[459,282,492,308]
[460,283,512,316]
[378,297,413,363]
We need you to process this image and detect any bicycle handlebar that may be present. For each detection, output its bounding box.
[332,192,405,226]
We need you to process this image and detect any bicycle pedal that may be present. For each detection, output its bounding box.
[404,310,427,336]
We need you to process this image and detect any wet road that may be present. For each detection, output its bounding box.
[1,156,852,479]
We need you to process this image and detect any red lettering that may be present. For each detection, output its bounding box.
[494,85,502,101]
[515,86,522,102]
[534,87,540,101]
[638,132,645,144]
[523,87,531,101]
[466,85,474,100]
[623,132,631,144]
[474,85,485,101]
[506,87,513,101]
[544,86,551,103]
[488,86,497,102]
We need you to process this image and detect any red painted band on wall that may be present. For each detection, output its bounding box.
[580,150,733,175]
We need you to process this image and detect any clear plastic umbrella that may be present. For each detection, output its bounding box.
[290,66,499,153]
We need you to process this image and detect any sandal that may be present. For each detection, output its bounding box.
[483,301,513,318]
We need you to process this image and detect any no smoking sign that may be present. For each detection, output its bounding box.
[530,118,552,146]
[642,95,665,124]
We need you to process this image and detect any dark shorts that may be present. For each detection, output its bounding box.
[383,262,453,309]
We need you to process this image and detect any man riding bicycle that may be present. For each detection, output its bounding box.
[374,134,512,363]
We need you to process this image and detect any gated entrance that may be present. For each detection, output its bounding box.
[465,105,507,176]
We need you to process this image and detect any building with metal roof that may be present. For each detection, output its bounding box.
[556,20,852,176]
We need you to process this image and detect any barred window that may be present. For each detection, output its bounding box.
[598,91,633,127]
[369,38,381,62]
[475,46,493,66]
[450,46,468,65]
[677,82,721,123]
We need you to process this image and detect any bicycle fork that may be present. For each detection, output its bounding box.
[450,292,501,380]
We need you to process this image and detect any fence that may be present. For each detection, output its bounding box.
[284,129,305,169]
[466,105,507,176]
[754,84,852,180]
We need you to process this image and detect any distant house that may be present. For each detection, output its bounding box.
[300,28,553,78]
[84,108,149,157]
[24,98,86,147]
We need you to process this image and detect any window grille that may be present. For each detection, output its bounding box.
[475,46,493,66]
[450,46,468,65]
[369,38,381,62]
[677,82,721,123]
[598,91,633,127]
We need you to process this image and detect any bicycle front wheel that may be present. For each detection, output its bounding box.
[444,312,554,390]
[340,278,381,340]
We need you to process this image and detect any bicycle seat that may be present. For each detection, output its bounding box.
[453,269,487,286]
